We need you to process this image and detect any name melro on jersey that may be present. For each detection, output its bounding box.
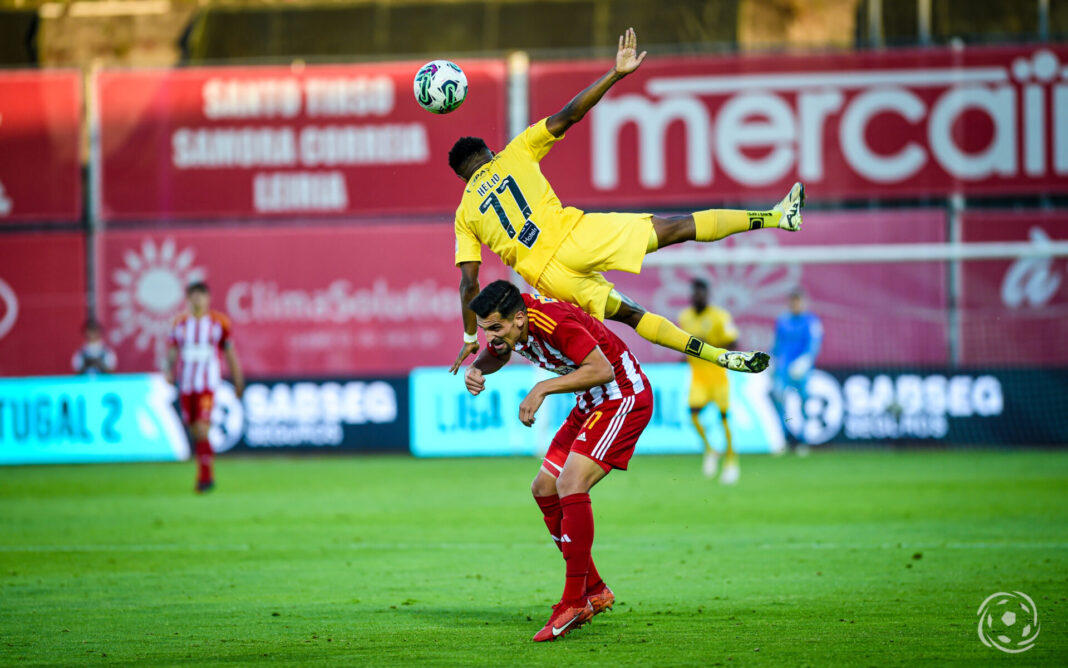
[591,49,1068,190]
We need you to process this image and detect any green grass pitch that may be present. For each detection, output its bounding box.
[2,451,1066,666]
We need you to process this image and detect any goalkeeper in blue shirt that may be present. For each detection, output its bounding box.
[772,289,823,453]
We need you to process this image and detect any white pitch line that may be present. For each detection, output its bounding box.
[1,541,1063,554]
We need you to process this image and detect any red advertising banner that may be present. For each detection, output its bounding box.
[96,223,510,375]
[0,70,82,223]
[529,46,1068,207]
[0,233,87,376]
[96,61,506,222]
[604,210,949,367]
[959,210,1068,365]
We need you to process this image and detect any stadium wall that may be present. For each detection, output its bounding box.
[3,44,1068,457]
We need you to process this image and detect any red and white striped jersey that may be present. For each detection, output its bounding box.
[512,294,648,412]
[168,310,232,395]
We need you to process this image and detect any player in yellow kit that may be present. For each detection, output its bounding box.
[448,28,804,377]
[678,279,740,484]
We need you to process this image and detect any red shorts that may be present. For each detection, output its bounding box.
[179,391,214,425]
[542,390,654,475]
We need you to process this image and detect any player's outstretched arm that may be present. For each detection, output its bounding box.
[163,347,178,385]
[450,262,483,374]
[224,342,245,399]
[544,27,647,137]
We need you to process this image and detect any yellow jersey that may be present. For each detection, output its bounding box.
[454,118,585,287]
[678,305,739,383]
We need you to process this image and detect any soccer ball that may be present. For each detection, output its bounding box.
[413,60,468,114]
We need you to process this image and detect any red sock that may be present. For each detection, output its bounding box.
[559,493,594,607]
[536,494,605,595]
[534,494,563,551]
[195,439,213,483]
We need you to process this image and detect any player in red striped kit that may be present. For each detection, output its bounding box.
[464,280,653,642]
[164,282,244,493]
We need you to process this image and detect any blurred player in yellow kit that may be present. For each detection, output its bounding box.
[678,279,741,484]
[448,27,804,378]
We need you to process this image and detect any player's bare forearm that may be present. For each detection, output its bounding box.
[472,347,509,375]
[545,70,623,136]
[458,262,481,335]
[163,348,178,384]
[450,263,483,374]
[518,349,614,426]
[535,349,614,397]
[225,345,245,398]
[545,27,646,137]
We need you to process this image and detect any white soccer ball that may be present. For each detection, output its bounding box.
[413,60,468,114]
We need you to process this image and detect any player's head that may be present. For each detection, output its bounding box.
[690,278,708,310]
[789,288,805,314]
[83,319,102,342]
[469,280,527,355]
[186,281,210,312]
[449,136,493,181]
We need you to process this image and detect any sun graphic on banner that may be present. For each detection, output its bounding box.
[651,234,802,352]
[652,234,802,318]
[109,238,205,352]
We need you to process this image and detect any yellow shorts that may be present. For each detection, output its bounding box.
[534,212,654,321]
[690,377,729,413]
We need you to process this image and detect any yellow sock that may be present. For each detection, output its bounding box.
[721,414,735,458]
[635,313,726,363]
[691,412,713,454]
[604,290,622,318]
[693,209,782,242]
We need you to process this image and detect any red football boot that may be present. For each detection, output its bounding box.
[532,600,594,642]
[586,584,615,616]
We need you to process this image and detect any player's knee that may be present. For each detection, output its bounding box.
[555,473,591,497]
[191,422,210,441]
[531,473,557,498]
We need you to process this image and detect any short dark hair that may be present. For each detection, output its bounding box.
[83,319,101,332]
[469,280,524,319]
[789,287,805,299]
[691,278,708,291]
[449,136,489,175]
[186,281,210,296]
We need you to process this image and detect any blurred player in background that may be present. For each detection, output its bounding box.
[449,28,803,378]
[164,282,244,493]
[71,320,117,375]
[463,280,652,642]
[677,279,740,483]
[771,289,823,455]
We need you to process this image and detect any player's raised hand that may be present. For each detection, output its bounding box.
[464,366,486,396]
[449,340,480,375]
[615,27,647,76]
